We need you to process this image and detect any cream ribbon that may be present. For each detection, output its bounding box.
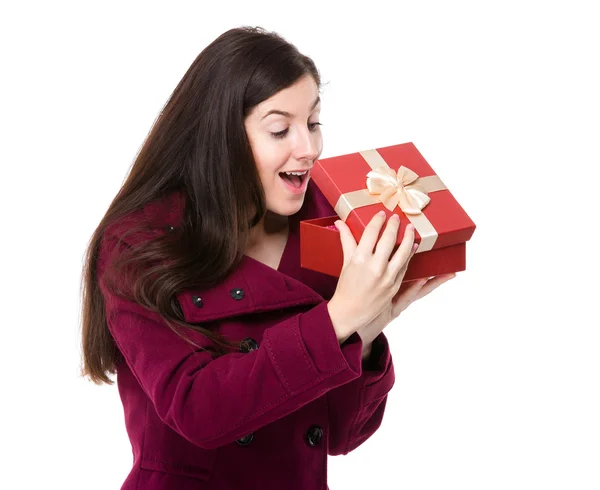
[333,148,447,252]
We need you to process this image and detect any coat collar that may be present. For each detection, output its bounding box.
[141,180,338,324]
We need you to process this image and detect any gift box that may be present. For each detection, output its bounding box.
[300,142,476,280]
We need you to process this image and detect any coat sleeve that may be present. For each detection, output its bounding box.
[97,236,368,450]
[326,331,395,456]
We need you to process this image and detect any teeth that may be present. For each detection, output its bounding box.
[283,171,307,176]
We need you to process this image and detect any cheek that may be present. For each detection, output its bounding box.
[254,144,288,179]
[256,161,282,184]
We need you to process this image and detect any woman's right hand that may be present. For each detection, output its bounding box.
[327,211,418,344]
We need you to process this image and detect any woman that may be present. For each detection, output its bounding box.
[80,26,454,490]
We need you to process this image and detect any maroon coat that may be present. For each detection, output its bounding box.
[97,179,395,490]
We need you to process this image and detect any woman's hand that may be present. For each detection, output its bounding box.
[327,212,417,343]
[358,273,457,360]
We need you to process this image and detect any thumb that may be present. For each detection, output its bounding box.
[334,220,357,267]
[390,279,425,317]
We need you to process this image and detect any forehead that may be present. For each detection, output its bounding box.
[255,76,321,120]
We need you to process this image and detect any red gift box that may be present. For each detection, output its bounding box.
[300,142,476,280]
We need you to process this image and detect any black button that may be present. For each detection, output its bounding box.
[236,432,254,446]
[230,288,245,300]
[240,338,259,353]
[306,426,323,447]
[191,295,203,308]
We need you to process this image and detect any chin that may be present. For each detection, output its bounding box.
[269,198,305,217]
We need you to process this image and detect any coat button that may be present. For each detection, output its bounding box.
[230,288,245,300]
[191,295,203,308]
[165,225,175,232]
[239,338,259,353]
[236,432,254,446]
[306,426,323,447]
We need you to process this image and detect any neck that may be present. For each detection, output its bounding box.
[247,211,289,250]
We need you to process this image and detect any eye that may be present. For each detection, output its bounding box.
[270,122,322,140]
[271,128,289,139]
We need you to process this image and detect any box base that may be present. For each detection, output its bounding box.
[300,216,466,280]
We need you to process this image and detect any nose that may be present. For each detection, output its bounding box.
[293,126,320,162]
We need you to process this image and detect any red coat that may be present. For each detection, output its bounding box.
[97,179,395,490]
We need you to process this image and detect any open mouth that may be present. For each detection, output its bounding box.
[279,170,309,190]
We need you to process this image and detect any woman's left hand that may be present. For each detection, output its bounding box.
[358,273,457,360]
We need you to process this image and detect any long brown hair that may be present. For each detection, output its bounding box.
[79,26,323,385]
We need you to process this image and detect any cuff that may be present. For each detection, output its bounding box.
[263,301,363,395]
[362,332,388,371]
[360,332,395,402]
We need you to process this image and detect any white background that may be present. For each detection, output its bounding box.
[1,1,599,488]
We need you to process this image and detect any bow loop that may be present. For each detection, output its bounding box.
[366,165,431,215]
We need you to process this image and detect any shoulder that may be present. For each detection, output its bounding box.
[97,190,187,284]
[102,190,186,247]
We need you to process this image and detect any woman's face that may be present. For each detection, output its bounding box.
[244,74,323,217]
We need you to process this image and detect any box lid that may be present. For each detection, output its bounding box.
[310,142,476,252]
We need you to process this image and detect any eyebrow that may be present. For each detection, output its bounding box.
[260,96,321,120]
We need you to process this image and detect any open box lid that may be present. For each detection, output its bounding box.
[309,142,476,252]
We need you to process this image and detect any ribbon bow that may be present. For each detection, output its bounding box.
[366,165,431,215]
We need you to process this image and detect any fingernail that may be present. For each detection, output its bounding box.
[378,210,386,217]
[391,214,400,221]
[407,224,415,231]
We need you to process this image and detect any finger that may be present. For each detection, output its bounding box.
[355,211,387,258]
[390,278,427,317]
[414,273,456,301]
[374,214,401,261]
[391,242,419,285]
[334,220,358,267]
[393,277,425,301]
[396,277,417,296]
[388,225,416,278]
